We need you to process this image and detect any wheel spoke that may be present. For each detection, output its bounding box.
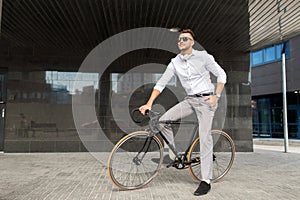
[108,131,163,190]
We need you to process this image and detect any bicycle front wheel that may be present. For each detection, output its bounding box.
[187,130,235,183]
[108,131,164,190]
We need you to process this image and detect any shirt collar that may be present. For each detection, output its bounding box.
[179,49,195,61]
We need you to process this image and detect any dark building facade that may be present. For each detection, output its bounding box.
[1,0,299,152]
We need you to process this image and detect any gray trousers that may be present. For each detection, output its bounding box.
[159,96,217,180]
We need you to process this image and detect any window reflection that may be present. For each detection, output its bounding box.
[5,71,99,143]
[111,72,176,94]
[46,71,99,96]
[7,71,99,104]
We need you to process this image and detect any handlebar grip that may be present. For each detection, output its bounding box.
[131,108,149,123]
[131,108,149,116]
[145,109,150,115]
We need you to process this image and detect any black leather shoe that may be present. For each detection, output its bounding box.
[193,181,211,196]
[151,155,174,164]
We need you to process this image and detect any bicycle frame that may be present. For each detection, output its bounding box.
[132,109,201,168]
[150,120,200,168]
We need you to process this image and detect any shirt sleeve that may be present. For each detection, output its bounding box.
[154,62,176,92]
[205,54,227,84]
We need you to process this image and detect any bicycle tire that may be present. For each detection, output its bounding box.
[187,130,235,183]
[108,131,164,190]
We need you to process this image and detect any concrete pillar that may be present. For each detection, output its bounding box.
[221,52,254,152]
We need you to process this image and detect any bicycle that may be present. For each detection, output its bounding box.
[108,108,235,190]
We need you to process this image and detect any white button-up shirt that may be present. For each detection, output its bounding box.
[154,49,227,95]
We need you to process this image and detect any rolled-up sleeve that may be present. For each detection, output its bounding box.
[154,63,176,92]
[205,54,227,84]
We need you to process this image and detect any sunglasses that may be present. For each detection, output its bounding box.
[178,37,193,42]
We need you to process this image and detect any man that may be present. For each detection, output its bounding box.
[139,29,226,196]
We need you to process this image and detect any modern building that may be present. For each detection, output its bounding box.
[0,0,299,152]
[251,35,300,139]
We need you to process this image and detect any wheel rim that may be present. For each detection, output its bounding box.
[108,131,163,190]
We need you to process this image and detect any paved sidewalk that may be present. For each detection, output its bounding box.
[0,142,300,200]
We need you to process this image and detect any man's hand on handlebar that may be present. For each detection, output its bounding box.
[139,104,151,115]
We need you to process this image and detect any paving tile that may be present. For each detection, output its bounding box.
[0,144,300,200]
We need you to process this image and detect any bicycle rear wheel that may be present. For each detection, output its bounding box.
[187,130,235,183]
[108,131,163,190]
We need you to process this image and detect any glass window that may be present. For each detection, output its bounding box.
[36,92,41,99]
[287,109,297,123]
[252,98,271,137]
[276,43,283,59]
[265,46,275,62]
[22,92,27,99]
[29,92,35,99]
[46,71,98,95]
[251,50,263,66]
[5,70,100,143]
[251,40,290,67]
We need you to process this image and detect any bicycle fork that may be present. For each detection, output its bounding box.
[132,136,154,165]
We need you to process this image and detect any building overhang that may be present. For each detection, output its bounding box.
[0,0,299,70]
[249,0,300,51]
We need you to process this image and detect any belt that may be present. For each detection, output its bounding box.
[188,92,213,97]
